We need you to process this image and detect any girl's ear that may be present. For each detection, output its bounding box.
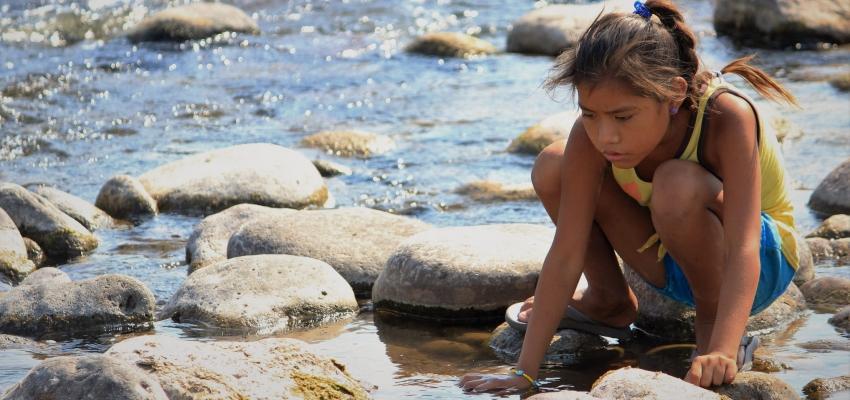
[671,76,688,107]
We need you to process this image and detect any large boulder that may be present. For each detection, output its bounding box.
[227,207,431,296]
[406,32,497,58]
[185,204,296,273]
[0,182,98,260]
[714,0,850,47]
[507,111,576,155]
[372,224,553,321]
[127,3,260,43]
[0,208,35,284]
[803,375,850,400]
[714,371,799,399]
[589,367,721,399]
[809,158,850,216]
[30,186,113,231]
[105,335,371,399]
[800,276,850,312]
[506,2,631,56]
[0,354,168,400]
[807,214,850,239]
[0,270,155,337]
[95,174,158,220]
[300,131,395,158]
[160,255,358,335]
[489,322,608,366]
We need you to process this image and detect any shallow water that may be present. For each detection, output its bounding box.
[1,0,849,397]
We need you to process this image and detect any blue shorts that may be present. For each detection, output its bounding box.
[650,212,796,315]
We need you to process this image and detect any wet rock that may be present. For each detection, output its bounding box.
[312,159,353,177]
[807,237,835,265]
[105,334,370,399]
[828,306,850,333]
[0,271,155,337]
[19,267,70,287]
[127,3,260,43]
[30,186,113,231]
[529,391,600,399]
[0,182,98,260]
[95,174,158,220]
[301,130,394,158]
[832,238,850,264]
[794,233,815,285]
[228,207,431,296]
[751,356,789,373]
[137,143,328,214]
[22,238,44,267]
[589,367,720,399]
[507,111,576,155]
[714,0,850,47]
[808,214,850,240]
[506,2,631,56]
[160,255,358,335]
[406,32,496,58]
[455,180,537,202]
[809,158,850,216]
[800,276,850,312]
[0,354,168,400]
[0,334,42,350]
[186,204,296,273]
[715,371,799,400]
[0,207,35,284]
[489,322,607,366]
[831,73,850,92]
[797,339,850,352]
[372,224,553,321]
[804,375,850,400]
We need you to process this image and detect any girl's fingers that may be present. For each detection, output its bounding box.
[458,374,482,386]
[724,362,737,384]
[711,362,727,387]
[462,378,490,391]
[685,361,702,385]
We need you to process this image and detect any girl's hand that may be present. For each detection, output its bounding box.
[685,352,737,388]
[458,373,532,394]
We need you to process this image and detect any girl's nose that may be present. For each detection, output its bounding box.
[598,123,621,145]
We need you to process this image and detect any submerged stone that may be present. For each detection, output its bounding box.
[454,180,537,202]
[301,130,395,158]
[489,322,608,366]
[406,32,496,58]
[507,111,576,155]
[127,3,260,43]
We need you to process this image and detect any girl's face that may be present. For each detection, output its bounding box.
[577,78,674,169]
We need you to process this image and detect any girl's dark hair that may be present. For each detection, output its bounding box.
[544,0,797,108]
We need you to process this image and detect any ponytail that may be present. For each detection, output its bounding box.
[721,55,799,107]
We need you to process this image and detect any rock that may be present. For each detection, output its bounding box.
[808,215,850,239]
[105,334,370,399]
[507,111,576,155]
[809,158,850,216]
[746,282,807,335]
[455,180,537,202]
[0,207,35,284]
[506,2,631,56]
[0,182,98,260]
[807,237,835,265]
[714,0,850,47]
[832,238,850,265]
[186,204,296,273]
[795,236,815,285]
[160,255,358,334]
[0,334,43,350]
[489,322,608,365]
[828,306,850,333]
[18,267,70,287]
[95,174,158,220]
[312,159,353,177]
[800,276,850,312]
[0,272,155,337]
[804,375,850,400]
[127,3,260,43]
[589,367,720,399]
[136,143,327,214]
[529,391,600,399]
[831,73,850,92]
[227,207,431,296]
[715,371,799,399]
[0,354,168,400]
[300,131,394,158]
[30,186,113,231]
[22,238,44,267]
[405,32,496,58]
[372,224,554,321]
[797,339,850,352]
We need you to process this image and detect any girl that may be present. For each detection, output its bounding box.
[460,0,799,393]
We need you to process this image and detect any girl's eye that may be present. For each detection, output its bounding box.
[581,113,595,119]
[615,115,633,121]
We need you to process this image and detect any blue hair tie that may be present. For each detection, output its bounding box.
[633,1,652,19]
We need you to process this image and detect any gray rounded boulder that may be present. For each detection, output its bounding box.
[809,158,850,216]
[406,32,497,58]
[372,224,554,321]
[300,130,395,158]
[96,174,158,220]
[30,185,113,231]
[714,0,850,47]
[227,207,432,296]
[800,276,850,312]
[0,207,35,284]
[0,354,168,400]
[160,255,358,335]
[0,182,98,260]
[489,322,608,366]
[127,3,260,43]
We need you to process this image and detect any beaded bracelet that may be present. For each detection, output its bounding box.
[509,368,539,389]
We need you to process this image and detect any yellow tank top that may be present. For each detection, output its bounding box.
[611,74,799,269]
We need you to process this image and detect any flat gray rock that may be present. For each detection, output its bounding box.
[0,207,35,284]
[186,204,296,273]
[808,214,850,239]
[0,182,98,260]
[800,276,850,312]
[96,174,158,220]
[489,322,607,366]
[714,0,850,47]
[227,207,431,296]
[105,334,371,399]
[127,3,260,43]
[30,186,113,231]
[589,367,721,399]
[372,224,553,321]
[0,354,168,400]
[0,271,155,337]
[138,143,328,214]
[715,371,800,400]
[160,255,358,335]
[809,158,850,216]
[300,130,395,158]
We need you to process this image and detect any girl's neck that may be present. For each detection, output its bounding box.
[648,105,694,165]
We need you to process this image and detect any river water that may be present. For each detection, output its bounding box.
[1,0,849,398]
